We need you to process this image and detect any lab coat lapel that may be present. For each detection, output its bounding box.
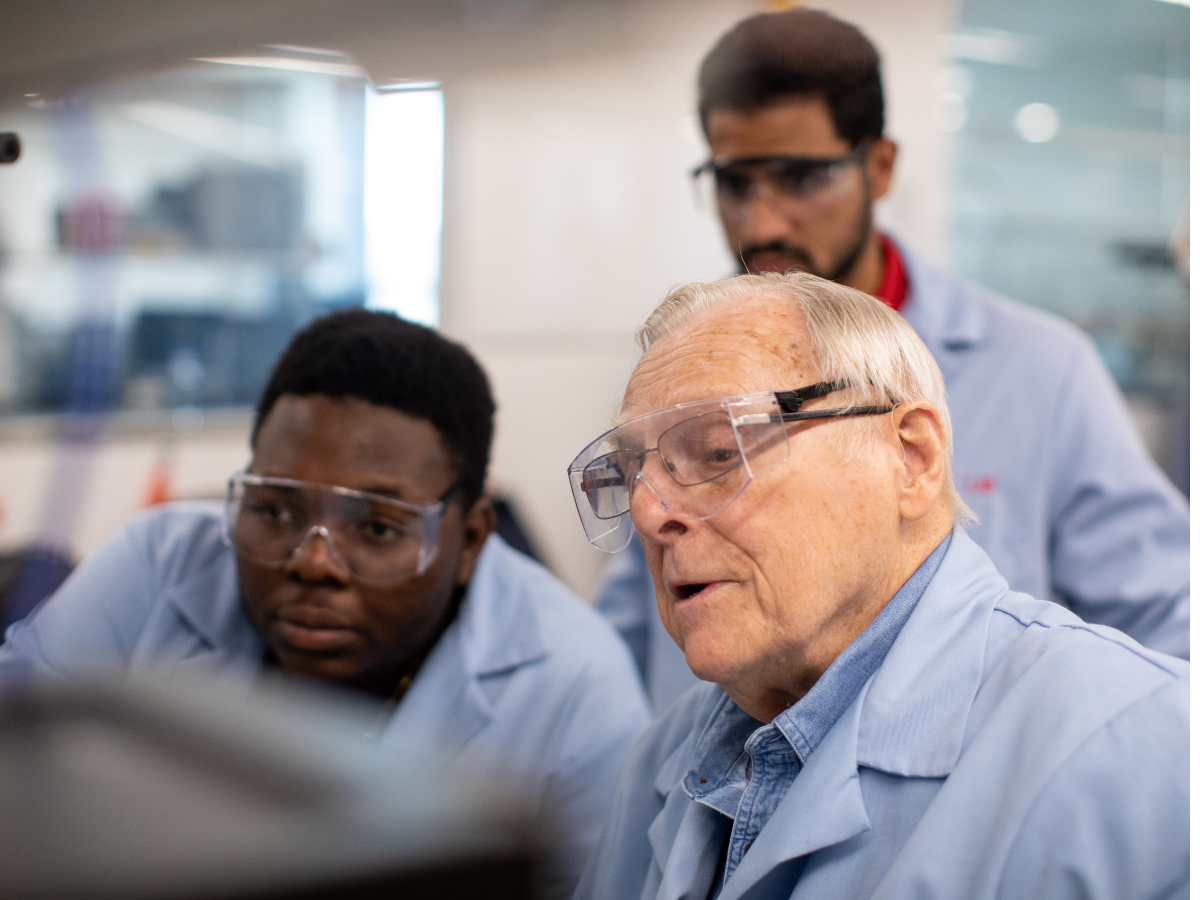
[382,536,546,754]
[456,536,548,678]
[716,686,871,900]
[856,528,998,777]
[648,737,698,868]
[387,620,494,755]
[896,239,987,381]
[157,548,262,676]
[650,791,728,900]
[646,706,729,900]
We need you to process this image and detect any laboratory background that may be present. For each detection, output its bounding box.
[0,0,1188,612]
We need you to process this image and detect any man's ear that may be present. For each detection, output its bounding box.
[456,496,497,586]
[892,401,947,521]
[867,137,898,201]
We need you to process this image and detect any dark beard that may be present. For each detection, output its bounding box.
[735,190,874,285]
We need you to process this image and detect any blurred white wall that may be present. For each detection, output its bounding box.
[0,416,250,555]
[436,0,958,596]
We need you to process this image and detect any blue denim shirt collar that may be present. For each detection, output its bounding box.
[683,532,954,808]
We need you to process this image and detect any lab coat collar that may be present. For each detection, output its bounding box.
[456,534,550,678]
[894,238,988,352]
[648,691,729,874]
[721,685,871,899]
[655,720,704,797]
[649,686,872,900]
[380,535,550,754]
[856,527,999,777]
[164,546,263,667]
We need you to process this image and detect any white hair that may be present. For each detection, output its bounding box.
[636,271,975,525]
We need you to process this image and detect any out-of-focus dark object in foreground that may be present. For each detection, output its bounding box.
[0,674,536,900]
[0,132,18,163]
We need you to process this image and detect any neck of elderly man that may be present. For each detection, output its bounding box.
[624,294,955,726]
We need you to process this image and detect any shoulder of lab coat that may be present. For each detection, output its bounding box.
[0,501,261,683]
[898,242,1189,659]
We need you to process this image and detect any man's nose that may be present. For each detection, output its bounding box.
[733,185,794,246]
[628,472,691,543]
[286,525,352,583]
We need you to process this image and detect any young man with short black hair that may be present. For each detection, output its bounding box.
[0,309,651,900]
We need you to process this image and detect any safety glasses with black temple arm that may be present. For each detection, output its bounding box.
[567,380,895,552]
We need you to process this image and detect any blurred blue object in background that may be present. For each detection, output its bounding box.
[4,100,122,627]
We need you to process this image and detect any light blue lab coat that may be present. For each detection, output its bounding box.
[575,530,1189,900]
[596,243,1191,712]
[0,502,652,900]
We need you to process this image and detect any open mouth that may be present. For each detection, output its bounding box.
[673,583,710,600]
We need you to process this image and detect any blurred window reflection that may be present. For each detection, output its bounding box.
[945,0,1188,482]
[0,51,445,416]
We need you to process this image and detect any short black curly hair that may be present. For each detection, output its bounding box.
[699,9,884,147]
[252,309,495,506]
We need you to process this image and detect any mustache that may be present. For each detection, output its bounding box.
[736,242,816,275]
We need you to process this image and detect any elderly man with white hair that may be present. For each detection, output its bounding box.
[568,273,1188,900]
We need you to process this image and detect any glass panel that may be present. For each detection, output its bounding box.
[0,53,446,416]
[945,0,1188,486]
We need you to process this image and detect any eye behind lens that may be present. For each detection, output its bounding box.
[777,164,838,198]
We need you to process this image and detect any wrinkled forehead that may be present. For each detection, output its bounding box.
[621,296,812,422]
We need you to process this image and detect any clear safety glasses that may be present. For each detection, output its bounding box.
[568,381,894,552]
[222,473,459,583]
[691,143,869,222]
